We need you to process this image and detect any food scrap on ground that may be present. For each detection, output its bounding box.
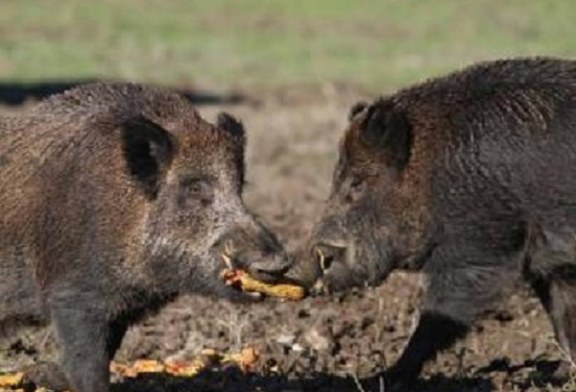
[220,268,305,300]
[110,347,259,379]
[221,347,260,372]
[0,372,23,388]
[0,347,259,391]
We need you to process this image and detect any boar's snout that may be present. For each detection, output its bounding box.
[247,254,293,282]
[214,223,293,284]
[281,246,322,290]
[284,219,350,290]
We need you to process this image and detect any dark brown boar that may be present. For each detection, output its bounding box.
[0,83,290,392]
[292,57,576,390]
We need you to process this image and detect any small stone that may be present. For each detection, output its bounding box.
[303,328,331,352]
[276,334,296,346]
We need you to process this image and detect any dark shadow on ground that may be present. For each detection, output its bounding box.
[111,359,570,392]
[475,358,568,391]
[21,358,565,392]
[113,371,356,392]
[111,369,496,392]
[0,80,245,106]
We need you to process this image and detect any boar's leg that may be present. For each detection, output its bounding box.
[384,261,514,390]
[51,301,110,392]
[547,279,576,361]
[383,311,469,390]
[26,313,128,392]
[531,275,576,362]
[527,228,576,364]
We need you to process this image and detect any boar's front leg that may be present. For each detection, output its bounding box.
[23,315,127,392]
[383,311,469,390]
[50,295,111,392]
[384,250,518,391]
[531,275,576,363]
[527,228,576,365]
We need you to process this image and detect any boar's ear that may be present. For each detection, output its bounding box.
[360,100,412,169]
[121,116,174,199]
[217,112,246,186]
[217,112,245,147]
[348,101,369,122]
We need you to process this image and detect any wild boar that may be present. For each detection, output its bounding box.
[0,83,290,392]
[293,57,576,390]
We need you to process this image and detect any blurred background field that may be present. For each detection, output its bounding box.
[1,1,576,392]
[1,0,576,91]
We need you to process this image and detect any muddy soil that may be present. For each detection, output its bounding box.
[0,85,567,392]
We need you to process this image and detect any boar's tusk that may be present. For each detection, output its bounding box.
[221,253,234,269]
[315,247,328,272]
[224,240,236,257]
[221,240,237,269]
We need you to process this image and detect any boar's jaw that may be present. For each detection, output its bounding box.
[307,237,398,293]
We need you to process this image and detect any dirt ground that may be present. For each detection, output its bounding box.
[0,85,568,392]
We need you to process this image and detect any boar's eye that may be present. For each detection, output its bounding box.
[178,176,214,207]
[344,176,366,203]
[350,177,364,190]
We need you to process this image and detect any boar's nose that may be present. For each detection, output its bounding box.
[246,255,294,284]
[313,244,346,273]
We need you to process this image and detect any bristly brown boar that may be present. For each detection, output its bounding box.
[0,83,291,392]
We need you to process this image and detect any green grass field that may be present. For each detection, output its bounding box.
[1,0,576,92]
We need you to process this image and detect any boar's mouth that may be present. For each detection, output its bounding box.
[219,242,264,300]
[217,241,304,301]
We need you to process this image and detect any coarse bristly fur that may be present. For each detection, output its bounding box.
[288,57,576,391]
[0,82,291,392]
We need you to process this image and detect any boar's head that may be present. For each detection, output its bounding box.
[123,111,290,300]
[291,99,436,292]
